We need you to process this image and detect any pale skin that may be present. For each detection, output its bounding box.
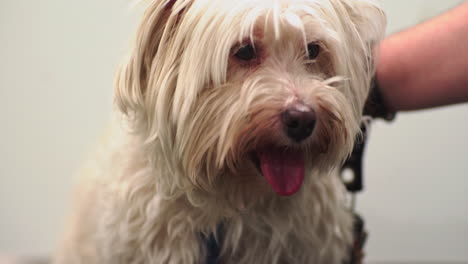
[376,2,468,112]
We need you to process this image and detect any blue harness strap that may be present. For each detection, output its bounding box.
[203,223,224,264]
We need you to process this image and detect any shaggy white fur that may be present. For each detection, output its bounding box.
[54,0,386,263]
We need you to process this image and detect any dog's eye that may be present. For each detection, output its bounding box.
[234,44,257,61]
[307,43,321,60]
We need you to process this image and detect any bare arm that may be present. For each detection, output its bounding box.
[376,2,468,111]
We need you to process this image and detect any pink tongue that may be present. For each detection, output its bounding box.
[257,147,305,196]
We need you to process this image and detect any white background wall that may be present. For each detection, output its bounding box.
[1,0,467,262]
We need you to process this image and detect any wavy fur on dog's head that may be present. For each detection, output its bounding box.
[115,0,385,206]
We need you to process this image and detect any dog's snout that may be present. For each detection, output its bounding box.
[281,107,316,142]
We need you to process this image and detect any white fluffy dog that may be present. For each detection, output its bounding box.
[55,0,386,263]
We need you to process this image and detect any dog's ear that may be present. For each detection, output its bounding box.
[115,0,187,122]
[332,0,386,111]
[343,0,387,111]
[342,0,386,47]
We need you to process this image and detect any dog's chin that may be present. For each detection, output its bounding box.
[250,145,306,197]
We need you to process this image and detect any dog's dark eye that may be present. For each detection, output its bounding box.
[307,43,321,60]
[234,44,257,61]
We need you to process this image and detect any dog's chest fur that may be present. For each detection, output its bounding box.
[101,195,353,264]
[88,141,353,264]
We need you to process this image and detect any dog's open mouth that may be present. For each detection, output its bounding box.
[253,146,305,196]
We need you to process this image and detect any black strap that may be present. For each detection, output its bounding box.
[343,213,368,264]
[341,124,368,193]
[340,79,396,264]
[341,78,396,193]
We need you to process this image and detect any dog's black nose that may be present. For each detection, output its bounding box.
[281,108,316,142]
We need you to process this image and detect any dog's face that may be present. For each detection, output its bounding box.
[116,0,385,200]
